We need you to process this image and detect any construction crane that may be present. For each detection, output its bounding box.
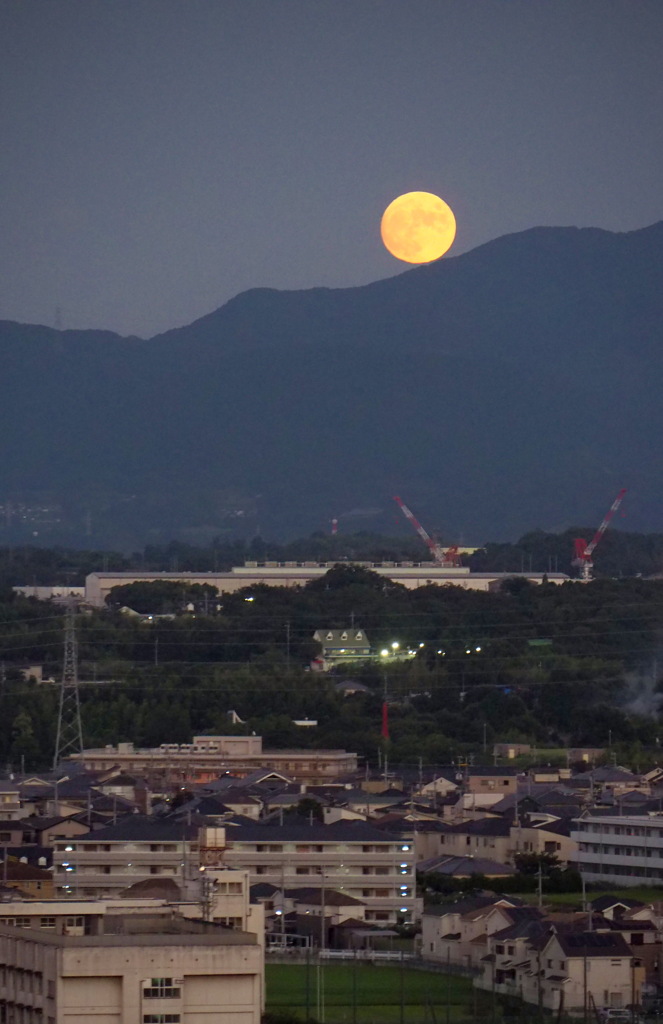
[393,495,462,567]
[572,488,626,582]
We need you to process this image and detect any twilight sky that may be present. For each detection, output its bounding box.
[1,1,662,338]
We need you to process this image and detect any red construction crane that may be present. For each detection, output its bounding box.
[572,488,626,581]
[393,496,462,567]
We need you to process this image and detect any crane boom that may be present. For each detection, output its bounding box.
[393,495,450,566]
[573,487,626,581]
[584,488,627,557]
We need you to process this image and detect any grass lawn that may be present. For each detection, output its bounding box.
[266,963,487,1024]
[514,886,663,910]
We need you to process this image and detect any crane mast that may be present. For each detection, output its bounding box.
[393,496,460,567]
[573,487,626,582]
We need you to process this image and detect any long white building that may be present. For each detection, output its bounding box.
[82,563,569,606]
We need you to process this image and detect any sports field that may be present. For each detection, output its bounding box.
[265,962,488,1024]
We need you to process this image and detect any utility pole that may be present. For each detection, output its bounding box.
[286,621,291,671]
[53,604,84,769]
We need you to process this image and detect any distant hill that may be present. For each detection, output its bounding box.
[2,221,663,547]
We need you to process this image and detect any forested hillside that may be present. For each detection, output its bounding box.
[2,222,663,545]
[4,565,663,772]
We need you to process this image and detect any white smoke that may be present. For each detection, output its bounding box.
[623,666,663,717]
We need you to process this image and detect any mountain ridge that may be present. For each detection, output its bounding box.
[1,220,662,546]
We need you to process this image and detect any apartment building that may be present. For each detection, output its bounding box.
[220,821,419,926]
[68,736,358,786]
[53,817,200,897]
[572,813,663,885]
[0,869,261,941]
[0,907,262,1024]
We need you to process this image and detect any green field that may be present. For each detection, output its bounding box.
[519,886,663,910]
[265,963,488,1024]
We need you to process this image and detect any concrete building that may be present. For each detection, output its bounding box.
[53,818,202,898]
[84,564,570,607]
[572,812,663,885]
[67,735,358,787]
[220,820,419,927]
[0,906,262,1024]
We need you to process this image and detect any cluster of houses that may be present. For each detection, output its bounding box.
[4,738,663,1018]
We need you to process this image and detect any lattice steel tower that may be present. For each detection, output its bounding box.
[53,603,84,768]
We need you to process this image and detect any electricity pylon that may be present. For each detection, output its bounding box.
[53,603,84,769]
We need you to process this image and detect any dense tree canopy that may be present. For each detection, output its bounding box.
[2,553,663,771]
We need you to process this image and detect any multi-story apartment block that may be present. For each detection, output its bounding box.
[68,735,358,786]
[0,906,262,1024]
[219,820,419,926]
[53,817,200,897]
[572,813,663,885]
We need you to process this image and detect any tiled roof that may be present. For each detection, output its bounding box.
[553,930,632,957]
[417,855,515,876]
[591,894,645,912]
[225,820,404,843]
[447,817,512,837]
[285,887,365,906]
[74,815,199,843]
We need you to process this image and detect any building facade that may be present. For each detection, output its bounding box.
[572,813,663,885]
[0,909,262,1024]
[84,565,569,607]
[68,736,358,787]
[219,821,420,927]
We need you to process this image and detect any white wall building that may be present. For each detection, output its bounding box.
[572,813,663,885]
[84,564,569,606]
[0,907,262,1024]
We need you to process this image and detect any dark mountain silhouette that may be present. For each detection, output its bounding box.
[2,222,663,546]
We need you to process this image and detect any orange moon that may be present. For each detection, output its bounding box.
[380,191,456,263]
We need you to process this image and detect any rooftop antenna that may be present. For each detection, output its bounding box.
[53,602,84,769]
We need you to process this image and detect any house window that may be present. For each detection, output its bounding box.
[143,1017,181,1023]
[143,978,181,999]
[40,917,56,929]
[631,934,644,946]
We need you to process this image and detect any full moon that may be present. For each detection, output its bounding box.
[380,191,456,263]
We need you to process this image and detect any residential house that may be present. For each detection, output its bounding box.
[420,895,529,968]
[311,629,371,669]
[477,925,643,1015]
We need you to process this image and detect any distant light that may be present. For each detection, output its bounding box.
[380,649,389,657]
[465,648,471,654]
[275,909,283,915]
[245,596,255,602]
[475,646,482,652]
[400,907,409,913]
[400,862,408,868]
[418,643,425,648]
[391,641,399,650]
